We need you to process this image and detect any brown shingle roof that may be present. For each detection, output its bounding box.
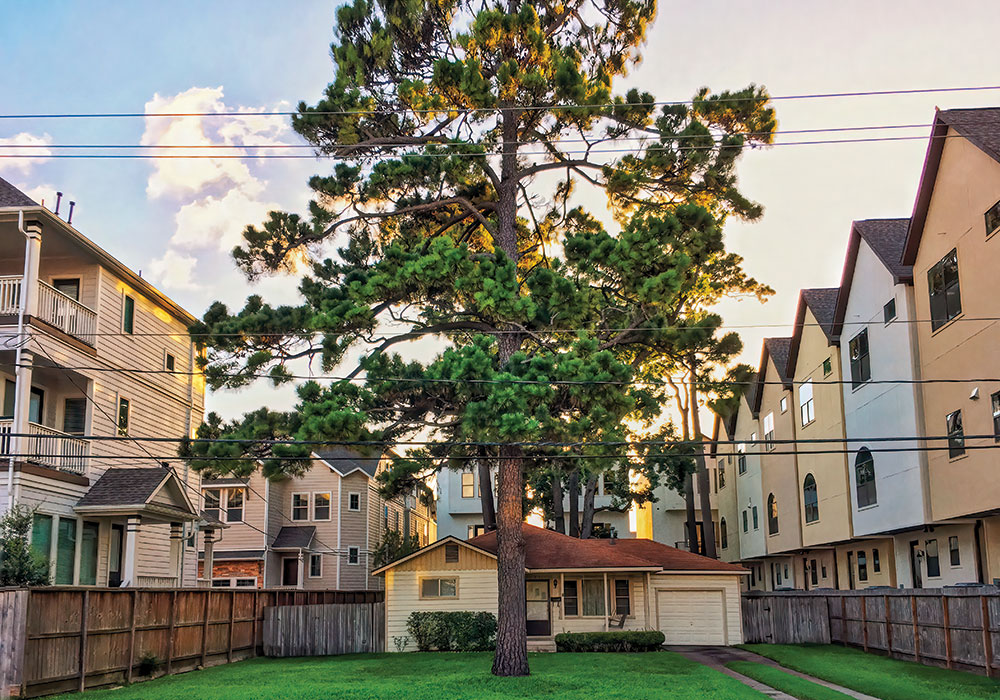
[763,337,792,385]
[0,176,36,207]
[853,219,912,282]
[800,288,839,344]
[468,524,745,573]
[314,447,381,477]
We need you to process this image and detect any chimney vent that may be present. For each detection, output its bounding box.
[54,192,63,216]
[67,201,76,225]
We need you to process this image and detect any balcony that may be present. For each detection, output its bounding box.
[0,419,89,474]
[0,275,97,346]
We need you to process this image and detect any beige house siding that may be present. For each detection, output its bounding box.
[758,356,801,556]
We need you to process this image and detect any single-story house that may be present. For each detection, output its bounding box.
[374,523,748,651]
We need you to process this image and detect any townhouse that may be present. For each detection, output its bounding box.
[0,177,207,587]
[199,448,435,589]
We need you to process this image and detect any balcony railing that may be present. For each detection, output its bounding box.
[0,419,89,474]
[0,275,97,346]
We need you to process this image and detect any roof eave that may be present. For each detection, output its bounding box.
[902,114,950,265]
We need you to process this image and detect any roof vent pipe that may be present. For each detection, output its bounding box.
[67,201,76,225]
[54,192,63,216]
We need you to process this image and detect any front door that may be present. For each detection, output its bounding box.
[525,580,550,636]
[282,557,299,587]
[910,540,923,588]
[108,524,124,587]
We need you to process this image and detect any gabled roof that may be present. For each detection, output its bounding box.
[313,447,382,478]
[75,467,198,520]
[785,287,839,377]
[371,535,497,575]
[751,337,792,412]
[832,219,911,337]
[0,176,36,207]
[903,108,1000,264]
[271,526,316,550]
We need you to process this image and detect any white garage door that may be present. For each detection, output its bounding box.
[657,589,726,645]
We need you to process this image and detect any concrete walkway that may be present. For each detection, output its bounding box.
[669,646,881,700]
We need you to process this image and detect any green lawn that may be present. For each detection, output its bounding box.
[726,661,853,700]
[58,652,766,700]
[741,644,1000,700]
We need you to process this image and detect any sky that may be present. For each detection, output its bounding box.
[2,0,1000,420]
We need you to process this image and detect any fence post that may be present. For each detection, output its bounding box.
[860,595,869,652]
[227,591,235,663]
[251,590,259,658]
[166,590,177,675]
[77,590,89,693]
[201,590,210,667]
[942,596,953,669]
[911,595,920,664]
[841,596,848,646]
[126,590,137,684]
[982,595,994,678]
[884,594,893,658]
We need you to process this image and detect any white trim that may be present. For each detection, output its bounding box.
[347,492,361,511]
[336,474,342,589]
[348,546,360,565]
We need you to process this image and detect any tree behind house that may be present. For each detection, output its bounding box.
[0,506,50,587]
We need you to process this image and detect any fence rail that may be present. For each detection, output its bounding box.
[0,587,383,699]
[743,588,1000,676]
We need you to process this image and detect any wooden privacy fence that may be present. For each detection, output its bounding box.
[0,587,383,699]
[263,602,385,657]
[743,588,1000,675]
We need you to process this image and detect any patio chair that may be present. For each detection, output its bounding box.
[610,612,627,628]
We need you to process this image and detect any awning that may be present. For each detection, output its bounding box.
[74,467,199,522]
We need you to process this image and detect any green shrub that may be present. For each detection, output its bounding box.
[554,630,665,652]
[405,611,497,651]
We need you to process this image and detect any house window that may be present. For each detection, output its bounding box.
[947,410,965,458]
[799,380,815,426]
[225,488,245,522]
[751,506,759,530]
[467,524,486,539]
[742,510,748,533]
[884,298,897,324]
[718,463,726,489]
[992,392,1000,441]
[313,492,331,521]
[30,514,52,568]
[803,474,819,523]
[810,559,818,586]
[986,198,1000,236]
[737,444,747,475]
[822,358,832,376]
[720,518,728,549]
[780,397,788,413]
[203,490,221,521]
[421,577,458,598]
[383,505,389,528]
[563,580,579,616]
[581,579,606,616]
[613,580,630,616]
[926,539,941,578]
[763,412,775,451]
[928,249,961,331]
[292,494,309,521]
[116,396,130,436]
[63,397,87,435]
[165,352,176,372]
[348,546,360,565]
[122,294,135,334]
[236,578,256,587]
[767,493,778,535]
[849,329,871,388]
[855,448,877,508]
[348,492,361,511]
[857,551,868,582]
[80,521,99,586]
[822,564,827,578]
[393,510,400,532]
[461,472,475,498]
[445,543,460,563]
[309,554,322,578]
[949,536,960,566]
[52,278,80,301]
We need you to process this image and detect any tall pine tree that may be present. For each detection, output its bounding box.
[187,0,774,675]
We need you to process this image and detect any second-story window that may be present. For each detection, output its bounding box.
[461,472,475,498]
[803,473,819,523]
[928,249,961,331]
[992,391,1000,441]
[986,198,1000,237]
[165,352,176,372]
[313,492,331,520]
[117,396,130,436]
[52,278,80,301]
[292,494,309,521]
[849,329,871,388]
[763,413,775,451]
[947,410,965,458]
[348,492,361,511]
[122,294,136,334]
[737,444,747,474]
[718,462,726,489]
[883,298,897,324]
[799,380,815,426]
[204,489,221,521]
[226,488,244,522]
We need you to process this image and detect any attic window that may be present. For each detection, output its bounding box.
[822,358,832,376]
[883,298,897,324]
[444,543,459,563]
[986,199,1000,237]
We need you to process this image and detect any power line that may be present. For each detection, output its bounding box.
[2,84,999,119]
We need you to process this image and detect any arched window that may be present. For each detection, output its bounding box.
[720,518,728,549]
[855,448,877,508]
[803,474,819,523]
[767,493,779,535]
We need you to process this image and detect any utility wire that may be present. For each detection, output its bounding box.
[2,84,999,119]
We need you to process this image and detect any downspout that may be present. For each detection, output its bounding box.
[7,211,35,511]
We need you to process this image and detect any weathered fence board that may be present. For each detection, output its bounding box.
[262,602,385,657]
[0,588,383,698]
[744,588,1000,676]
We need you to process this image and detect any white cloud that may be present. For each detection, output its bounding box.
[0,132,53,176]
[173,187,279,252]
[147,249,202,291]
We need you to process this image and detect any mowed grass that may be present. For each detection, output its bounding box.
[57,652,767,700]
[741,644,1000,700]
[726,661,853,700]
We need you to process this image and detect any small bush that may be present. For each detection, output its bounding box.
[554,630,665,652]
[406,611,497,651]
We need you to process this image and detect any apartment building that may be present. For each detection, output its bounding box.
[199,448,435,589]
[0,178,207,587]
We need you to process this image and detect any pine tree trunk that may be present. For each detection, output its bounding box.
[580,474,598,539]
[478,451,497,532]
[567,470,580,538]
[551,472,565,535]
[689,379,717,559]
[684,472,699,553]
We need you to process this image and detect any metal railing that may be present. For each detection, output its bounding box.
[0,418,89,474]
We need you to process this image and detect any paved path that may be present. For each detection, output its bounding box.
[669,645,882,700]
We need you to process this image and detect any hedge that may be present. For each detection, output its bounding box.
[406,611,497,651]
[554,630,666,652]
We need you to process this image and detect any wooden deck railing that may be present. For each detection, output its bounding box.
[0,276,97,345]
[0,419,89,474]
